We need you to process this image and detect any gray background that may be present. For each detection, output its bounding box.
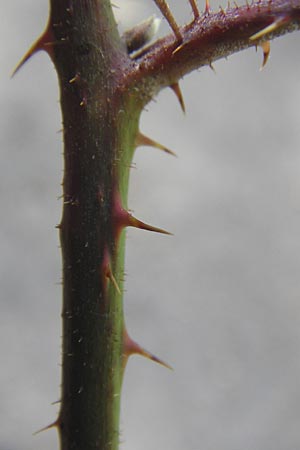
[1,0,300,449]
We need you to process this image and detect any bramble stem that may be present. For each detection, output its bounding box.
[49,1,139,449]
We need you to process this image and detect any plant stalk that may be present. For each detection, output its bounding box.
[49,1,139,449]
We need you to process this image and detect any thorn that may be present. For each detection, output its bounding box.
[209,61,216,73]
[101,246,121,295]
[128,215,172,235]
[33,419,59,436]
[219,5,226,15]
[135,132,177,157]
[205,0,211,14]
[79,95,88,107]
[172,41,187,55]
[112,190,173,236]
[69,73,81,84]
[249,16,290,41]
[123,328,173,370]
[152,0,182,42]
[259,40,270,69]
[104,263,121,294]
[170,82,186,113]
[107,271,121,295]
[51,399,61,405]
[11,21,54,77]
[189,0,200,18]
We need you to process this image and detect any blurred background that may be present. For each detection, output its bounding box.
[1,1,300,449]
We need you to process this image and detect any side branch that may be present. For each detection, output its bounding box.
[128,0,300,93]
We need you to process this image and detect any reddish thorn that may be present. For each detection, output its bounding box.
[129,216,172,235]
[205,0,211,14]
[135,132,177,157]
[111,191,129,240]
[170,83,186,114]
[12,21,55,77]
[33,419,59,436]
[123,328,173,370]
[101,246,121,294]
[112,191,172,236]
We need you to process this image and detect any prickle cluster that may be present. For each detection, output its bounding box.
[151,0,296,68]
[13,0,296,79]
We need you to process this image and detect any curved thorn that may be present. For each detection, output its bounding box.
[260,41,271,69]
[249,16,290,41]
[209,62,216,74]
[11,24,54,77]
[170,83,186,114]
[129,215,172,235]
[152,0,182,42]
[135,132,177,157]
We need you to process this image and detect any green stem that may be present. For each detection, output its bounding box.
[49,1,140,449]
